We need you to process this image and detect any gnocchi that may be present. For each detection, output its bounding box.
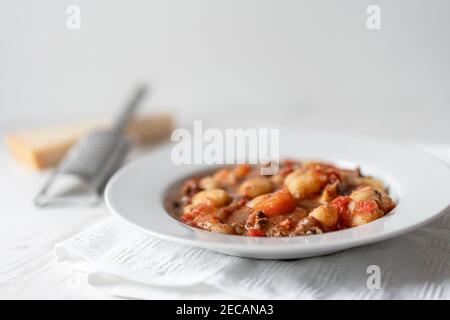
[238,176,273,198]
[285,169,328,199]
[199,176,218,190]
[309,204,339,229]
[191,189,231,207]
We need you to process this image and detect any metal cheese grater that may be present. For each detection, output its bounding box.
[34,85,148,207]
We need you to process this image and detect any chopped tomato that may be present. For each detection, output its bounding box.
[331,196,352,228]
[180,204,214,222]
[180,215,191,223]
[354,200,378,215]
[254,188,297,217]
[331,196,351,213]
[247,229,265,237]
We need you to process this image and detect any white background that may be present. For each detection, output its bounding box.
[1,0,450,142]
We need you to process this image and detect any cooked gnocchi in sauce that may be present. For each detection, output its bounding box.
[168,161,396,237]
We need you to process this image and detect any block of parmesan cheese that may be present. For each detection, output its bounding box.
[4,113,173,170]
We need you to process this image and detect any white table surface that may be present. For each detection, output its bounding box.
[0,140,115,299]
[0,120,449,300]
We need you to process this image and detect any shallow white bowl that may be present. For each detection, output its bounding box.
[105,132,450,259]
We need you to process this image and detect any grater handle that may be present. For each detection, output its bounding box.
[113,85,148,134]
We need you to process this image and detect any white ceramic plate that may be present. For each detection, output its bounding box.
[105,132,450,259]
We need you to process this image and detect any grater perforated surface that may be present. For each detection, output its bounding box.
[57,131,120,178]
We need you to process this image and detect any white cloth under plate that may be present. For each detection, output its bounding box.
[55,144,450,299]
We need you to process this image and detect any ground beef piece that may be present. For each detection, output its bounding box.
[245,210,268,230]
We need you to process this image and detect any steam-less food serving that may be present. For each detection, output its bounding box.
[170,161,396,237]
